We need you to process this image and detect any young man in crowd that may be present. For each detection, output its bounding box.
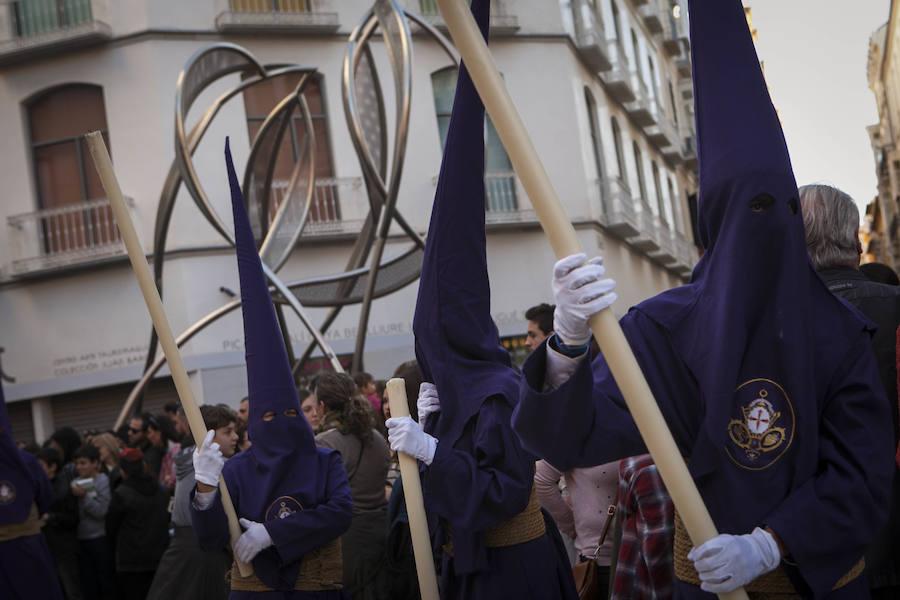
[524,303,554,354]
[147,404,238,600]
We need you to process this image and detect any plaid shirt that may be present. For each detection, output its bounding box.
[612,454,675,600]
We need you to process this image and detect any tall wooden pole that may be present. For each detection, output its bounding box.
[84,131,253,578]
[432,3,747,599]
[386,378,440,600]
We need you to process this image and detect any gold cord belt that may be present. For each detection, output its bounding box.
[0,503,41,542]
[443,483,546,556]
[230,537,343,592]
[673,509,863,598]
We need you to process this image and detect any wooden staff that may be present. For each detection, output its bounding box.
[85,131,253,578]
[386,378,440,600]
[433,3,747,599]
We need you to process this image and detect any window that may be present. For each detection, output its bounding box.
[27,84,113,254]
[647,54,660,102]
[667,78,679,127]
[419,0,439,14]
[668,176,683,233]
[13,0,94,38]
[652,161,671,227]
[612,1,623,41]
[631,30,641,72]
[432,66,516,212]
[633,142,648,204]
[611,117,627,183]
[242,72,337,223]
[584,88,604,180]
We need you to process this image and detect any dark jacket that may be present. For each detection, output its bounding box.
[43,471,79,554]
[820,266,900,589]
[106,474,170,572]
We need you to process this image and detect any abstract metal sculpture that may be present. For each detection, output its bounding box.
[117,0,461,426]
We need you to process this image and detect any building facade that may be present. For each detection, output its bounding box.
[867,4,900,267]
[0,0,700,443]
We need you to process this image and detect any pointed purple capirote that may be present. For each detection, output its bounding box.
[223,138,317,503]
[412,0,519,447]
[0,381,34,524]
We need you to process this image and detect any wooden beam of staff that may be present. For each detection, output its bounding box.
[386,378,440,600]
[434,3,747,599]
[84,131,253,579]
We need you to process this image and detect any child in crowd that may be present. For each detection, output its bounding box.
[71,444,115,600]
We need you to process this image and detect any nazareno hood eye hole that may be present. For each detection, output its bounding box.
[749,193,775,213]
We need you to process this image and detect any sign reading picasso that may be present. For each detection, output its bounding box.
[726,378,794,470]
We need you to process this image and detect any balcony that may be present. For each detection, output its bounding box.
[6,196,131,277]
[625,77,658,127]
[648,226,677,264]
[269,177,369,237]
[600,176,639,238]
[0,0,111,66]
[427,171,534,225]
[639,2,663,35]
[662,140,684,165]
[412,0,519,35]
[645,112,678,150]
[661,6,689,56]
[571,0,611,72]
[215,0,339,34]
[683,135,698,170]
[601,41,636,103]
[675,55,692,78]
[628,208,661,252]
[669,233,698,276]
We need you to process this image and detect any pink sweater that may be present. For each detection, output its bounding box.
[535,459,619,564]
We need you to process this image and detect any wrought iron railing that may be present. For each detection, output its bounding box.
[485,171,518,214]
[412,0,518,30]
[6,196,131,274]
[269,177,367,236]
[229,0,313,12]
[10,0,93,38]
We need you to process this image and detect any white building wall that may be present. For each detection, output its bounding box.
[0,0,699,439]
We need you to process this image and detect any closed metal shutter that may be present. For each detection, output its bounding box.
[51,377,177,436]
[7,399,34,446]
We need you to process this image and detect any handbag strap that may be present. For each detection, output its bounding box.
[589,504,617,559]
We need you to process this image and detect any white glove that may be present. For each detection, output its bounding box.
[551,253,617,346]
[193,430,225,487]
[688,527,781,593]
[234,518,274,563]
[417,382,440,427]
[386,416,438,465]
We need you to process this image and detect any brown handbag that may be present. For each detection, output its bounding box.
[572,504,616,600]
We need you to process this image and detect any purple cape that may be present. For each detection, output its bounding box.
[0,381,36,525]
[0,382,62,599]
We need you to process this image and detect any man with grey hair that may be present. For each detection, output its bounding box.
[799,183,900,598]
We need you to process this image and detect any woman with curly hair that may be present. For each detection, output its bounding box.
[315,372,391,600]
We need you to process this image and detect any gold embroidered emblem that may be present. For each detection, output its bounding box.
[725,379,794,471]
[0,481,16,505]
[265,496,303,522]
